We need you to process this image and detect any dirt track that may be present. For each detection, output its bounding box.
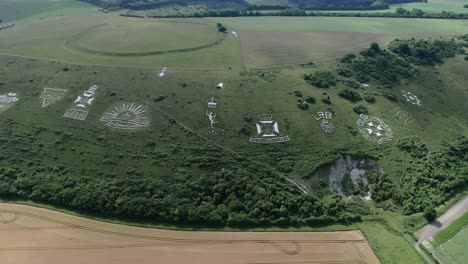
[0,203,379,264]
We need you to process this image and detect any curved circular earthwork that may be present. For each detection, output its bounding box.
[66,21,226,57]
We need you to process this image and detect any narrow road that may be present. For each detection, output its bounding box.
[417,196,468,243]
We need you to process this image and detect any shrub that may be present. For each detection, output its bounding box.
[353,105,368,114]
[383,92,398,102]
[363,93,376,103]
[304,71,336,88]
[424,209,437,222]
[338,89,362,102]
[340,53,356,63]
[337,68,353,78]
[321,95,332,105]
[297,101,309,110]
[305,96,316,103]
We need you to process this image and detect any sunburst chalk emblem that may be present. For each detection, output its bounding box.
[100,103,149,130]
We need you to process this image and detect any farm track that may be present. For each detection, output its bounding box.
[0,204,379,263]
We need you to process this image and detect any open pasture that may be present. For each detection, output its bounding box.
[0,0,95,22]
[0,12,243,68]
[0,203,380,264]
[212,16,468,67]
[69,20,223,56]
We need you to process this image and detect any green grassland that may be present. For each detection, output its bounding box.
[359,222,425,264]
[435,213,468,264]
[0,0,96,22]
[0,13,243,68]
[315,0,468,14]
[432,212,468,247]
[212,16,468,34]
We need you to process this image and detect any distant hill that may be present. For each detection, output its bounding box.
[81,0,422,11]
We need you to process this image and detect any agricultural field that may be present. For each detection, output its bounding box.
[433,213,468,264]
[212,16,468,67]
[0,203,380,264]
[0,1,467,264]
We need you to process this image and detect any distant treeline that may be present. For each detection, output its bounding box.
[144,8,468,19]
[81,0,423,11]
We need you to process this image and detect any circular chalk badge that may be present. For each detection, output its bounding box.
[356,114,393,144]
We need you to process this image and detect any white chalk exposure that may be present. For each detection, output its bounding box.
[356,114,393,144]
[64,85,99,121]
[396,110,413,124]
[40,88,67,108]
[0,92,18,103]
[232,31,238,37]
[216,82,224,89]
[100,103,149,130]
[158,67,167,77]
[320,120,335,134]
[402,90,422,106]
[207,97,218,108]
[250,114,290,144]
[313,111,335,134]
[0,92,19,113]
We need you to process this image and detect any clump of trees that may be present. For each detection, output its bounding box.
[397,136,428,158]
[303,71,336,88]
[216,23,227,33]
[338,89,362,102]
[338,43,416,87]
[370,137,467,215]
[353,105,368,114]
[389,39,465,66]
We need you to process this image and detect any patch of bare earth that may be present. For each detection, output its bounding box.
[0,203,380,264]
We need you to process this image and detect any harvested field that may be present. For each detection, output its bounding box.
[239,31,393,67]
[0,203,380,264]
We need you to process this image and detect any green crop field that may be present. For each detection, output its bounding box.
[432,213,468,247]
[435,214,468,264]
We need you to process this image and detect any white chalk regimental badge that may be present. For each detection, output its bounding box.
[40,88,67,108]
[356,114,393,144]
[402,90,422,106]
[250,114,290,144]
[63,85,99,121]
[100,103,149,130]
[0,92,19,113]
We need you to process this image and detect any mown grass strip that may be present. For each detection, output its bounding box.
[431,212,468,247]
